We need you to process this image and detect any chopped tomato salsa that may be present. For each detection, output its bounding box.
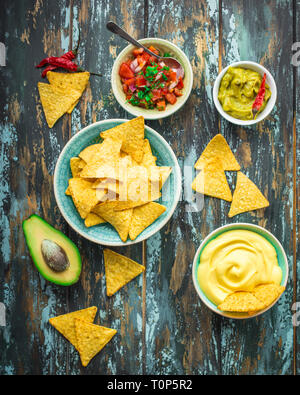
[119,45,184,111]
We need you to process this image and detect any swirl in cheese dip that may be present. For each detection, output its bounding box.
[197,229,282,305]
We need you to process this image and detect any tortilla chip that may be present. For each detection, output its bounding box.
[157,166,172,189]
[92,201,133,242]
[84,212,106,227]
[129,202,166,240]
[194,134,240,171]
[69,178,104,219]
[103,249,145,296]
[47,71,90,115]
[252,283,285,309]
[100,117,145,163]
[228,171,269,217]
[67,99,79,114]
[49,306,97,350]
[191,157,232,201]
[38,82,81,128]
[218,292,264,312]
[141,139,157,168]
[78,138,122,165]
[65,186,71,195]
[47,71,90,95]
[74,318,117,367]
[70,157,86,177]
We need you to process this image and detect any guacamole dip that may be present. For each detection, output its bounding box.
[218,67,271,120]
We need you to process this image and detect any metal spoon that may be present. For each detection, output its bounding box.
[106,21,185,79]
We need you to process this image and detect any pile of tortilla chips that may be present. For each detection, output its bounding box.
[192,134,269,216]
[66,116,170,242]
[103,249,145,296]
[49,306,117,367]
[38,71,90,128]
[218,283,285,315]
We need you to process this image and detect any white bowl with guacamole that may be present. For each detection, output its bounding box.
[192,223,288,319]
[213,61,277,126]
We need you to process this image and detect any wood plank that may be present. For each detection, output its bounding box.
[220,0,294,374]
[68,0,145,374]
[295,0,300,376]
[145,0,222,374]
[0,0,73,374]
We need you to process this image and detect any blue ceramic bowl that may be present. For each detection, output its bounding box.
[54,119,182,246]
[192,223,288,319]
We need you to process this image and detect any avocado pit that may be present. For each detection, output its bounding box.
[41,239,70,272]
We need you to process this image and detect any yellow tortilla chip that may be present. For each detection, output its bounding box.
[194,134,240,171]
[49,307,97,350]
[65,186,71,195]
[74,318,117,367]
[100,117,145,163]
[129,202,166,240]
[103,249,145,296]
[84,212,106,227]
[69,178,104,219]
[228,171,269,217]
[252,283,285,309]
[218,292,264,312]
[70,157,86,177]
[141,139,157,168]
[67,99,79,114]
[191,157,232,201]
[47,71,90,94]
[92,201,133,242]
[79,138,122,165]
[38,82,81,128]
[47,71,90,114]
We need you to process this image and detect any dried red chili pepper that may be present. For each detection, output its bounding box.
[252,73,266,118]
[36,56,84,72]
[41,65,57,78]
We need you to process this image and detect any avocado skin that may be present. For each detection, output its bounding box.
[22,214,82,286]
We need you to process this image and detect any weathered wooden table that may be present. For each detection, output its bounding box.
[0,0,299,375]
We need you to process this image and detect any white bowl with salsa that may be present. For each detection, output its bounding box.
[192,223,288,319]
[111,38,193,120]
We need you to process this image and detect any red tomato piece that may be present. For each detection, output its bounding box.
[156,100,166,111]
[151,89,163,101]
[135,75,147,87]
[119,63,134,79]
[123,84,129,94]
[177,76,184,89]
[169,71,177,82]
[165,92,177,104]
[124,78,136,86]
[133,48,144,57]
[174,88,183,97]
[141,52,151,63]
[148,45,159,55]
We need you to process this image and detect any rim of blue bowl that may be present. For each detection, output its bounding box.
[192,223,289,319]
[53,119,182,246]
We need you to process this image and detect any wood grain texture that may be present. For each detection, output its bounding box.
[295,0,300,376]
[220,0,294,374]
[0,0,298,375]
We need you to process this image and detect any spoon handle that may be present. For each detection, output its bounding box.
[106,21,159,59]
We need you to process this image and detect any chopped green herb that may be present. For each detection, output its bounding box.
[163,52,171,57]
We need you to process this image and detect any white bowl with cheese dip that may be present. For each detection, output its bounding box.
[192,223,288,319]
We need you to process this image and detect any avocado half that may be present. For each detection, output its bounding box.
[22,214,82,286]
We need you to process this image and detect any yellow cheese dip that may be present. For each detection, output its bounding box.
[197,230,282,305]
[218,67,271,120]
